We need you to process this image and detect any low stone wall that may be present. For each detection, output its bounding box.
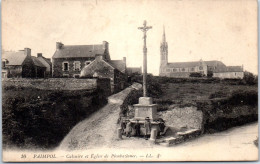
[197,99,258,133]
[159,129,201,146]
[108,83,142,116]
[2,78,111,92]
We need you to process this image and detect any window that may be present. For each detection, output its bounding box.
[62,74,69,77]
[182,68,185,72]
[199,66,203,70]
[191,68,195,71]
[2,61,6,68]
[166,68,171,72]
[173,69,177,72]
[62,62,69,71]
[73,61,81,71]
[73,74,80,78]
[85,61,91,66]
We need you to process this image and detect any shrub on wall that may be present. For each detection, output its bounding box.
[197,89,258,133]
[243,71,258,85]
[2,88,107,149]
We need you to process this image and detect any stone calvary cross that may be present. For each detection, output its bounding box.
[138,20,152,97]
[133,20,158,122]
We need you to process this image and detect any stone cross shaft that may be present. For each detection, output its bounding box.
[138,20,152,97]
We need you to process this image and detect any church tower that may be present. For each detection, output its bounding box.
[160,26,168,74]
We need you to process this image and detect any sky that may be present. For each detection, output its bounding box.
[2,0,258,75]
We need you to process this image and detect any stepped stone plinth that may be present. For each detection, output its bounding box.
[133,97,158,121]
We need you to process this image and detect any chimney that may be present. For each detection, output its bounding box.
[95,54,103,61]
[56,42,63,50]
[37,53,43,58]
[123,57,126,63]
[24,48,31,56]
[102,41,109,50]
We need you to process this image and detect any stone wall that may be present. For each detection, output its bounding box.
[197,98,258,133]
[2,82,108,149]
[159,107,203,130]
[2,78,111,93]
[3,66,23,78]
[213,72,244,79]
[52,57,95,77]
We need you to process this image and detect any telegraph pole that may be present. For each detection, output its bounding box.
[138,20,152,97]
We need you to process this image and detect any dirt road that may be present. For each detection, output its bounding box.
[58,85,142,150]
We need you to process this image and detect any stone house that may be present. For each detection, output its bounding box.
[52,41,127,92]
[213,66,244,79]
[80,55,126,93]
[2,48,50,78]
[52,41,111,78]
[31,56,47,78]
[2,48,36,78]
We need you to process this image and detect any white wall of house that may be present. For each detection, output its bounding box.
[213,72,244,79]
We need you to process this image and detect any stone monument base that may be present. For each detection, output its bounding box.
[133,97,158,121]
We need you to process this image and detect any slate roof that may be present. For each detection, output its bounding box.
[204,60,226,67]
[167,61,201,68]
[110,60,126,73]
[167,60,226,68]
[80,59,116,77]
[38,56,52,66]
[214,66,243,73]
[2,51,27,65]
[52,45,105,58]
[31,56,46,67]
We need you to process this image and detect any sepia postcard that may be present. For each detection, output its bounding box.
[1,0,258,162]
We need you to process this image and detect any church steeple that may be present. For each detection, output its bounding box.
[162,25,166,43]
[160,25,168,67]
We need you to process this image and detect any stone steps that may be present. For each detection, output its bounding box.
[157,129,201,146]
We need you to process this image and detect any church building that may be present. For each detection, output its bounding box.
[159,27,244,79]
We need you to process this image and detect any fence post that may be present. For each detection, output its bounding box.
[117,128,122,139]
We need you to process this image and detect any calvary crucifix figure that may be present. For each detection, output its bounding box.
[138,20,152,97]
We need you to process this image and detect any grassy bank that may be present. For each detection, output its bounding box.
[2,79,108,149]
[131,75,258,132]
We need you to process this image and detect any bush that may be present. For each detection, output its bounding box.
[2,88,107,149]
[228,89,258,106]
[189,72,203,77]
[243,71,258,85]
[209,91,227,99]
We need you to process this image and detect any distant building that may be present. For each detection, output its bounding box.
[2,48,35,78]
[213,66,244,79]
[80,55,126,93]
[52,41,111,78]
[52,41,127,92]
[37,53,52,77]
[31,56,47,78]
[127,67,142,76]
[2,48,50,78]
[159,27,244,79]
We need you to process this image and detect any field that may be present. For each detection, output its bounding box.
[130,75,258,132]
[157,82,256,107]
